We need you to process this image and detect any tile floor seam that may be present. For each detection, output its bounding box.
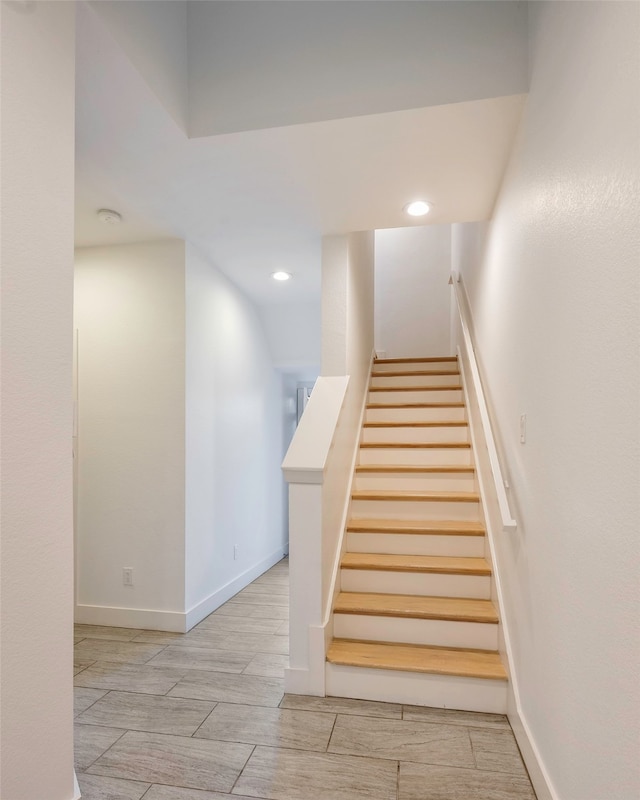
[467,725,480,769]
[190,702,219,738]
[327,711,343,752]
[73,687,109,718]
[73,660,96,677]
[162,676,188,696]
[191,738,339,755]
[141,643,172,664]
[397,757,526,773]
[77,724,129,773]
[74,692,217,740]
[228,743,257,795]
[75,684,187,699]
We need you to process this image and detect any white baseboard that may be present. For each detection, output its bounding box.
[75,548,286,633]
[73,770,81,799]
[285,667,321,696]
[184,547,286,631]
[74,603,187,632]
[508,686,558,800]
[284,623,326,696]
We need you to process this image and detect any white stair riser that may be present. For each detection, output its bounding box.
[325,663,507,714]
[362,426,469,444]
[346,532,485,557]
[353,472,477,492]
[340,569,491,599]
[359,447,472,466]
[333,614,498,650]
[373,361,457,374]
[350,498,481,521]
[369,389,463,404]
[371,374,460,389]
[366,406,466,423]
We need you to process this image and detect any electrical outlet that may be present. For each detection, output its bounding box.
[233,545,239,561]
[520,414,527,444]
[123,568,133,586]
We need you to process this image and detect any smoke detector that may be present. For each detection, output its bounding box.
[97,209,122,225]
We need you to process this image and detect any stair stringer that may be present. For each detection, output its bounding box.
[456,343,511,683]
[317,349,376,684]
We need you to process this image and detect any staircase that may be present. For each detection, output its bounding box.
[325,355,508,713]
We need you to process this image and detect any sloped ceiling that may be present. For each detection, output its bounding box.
[187,0,528,136]
[76,1,528,306]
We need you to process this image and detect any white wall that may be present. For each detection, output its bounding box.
[74,241,287,631]
[187,1,528,136]
[322,230,375,383]
[322,236,349,375]
[375,225,453,358]
[74,242,187,626]
[452,3,640,799]
[0,2,76,798]
[346,232,376,382]
[89,0,188,132]
[280,371,320,547]
[185,245,286,620]
[260,301,321,371]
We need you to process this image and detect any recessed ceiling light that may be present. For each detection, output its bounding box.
[404,200,431,217]
[271,271,292,281]
[97,208,122,225]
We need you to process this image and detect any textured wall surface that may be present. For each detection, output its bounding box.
[0,3,76,797]
[453,3,640,798]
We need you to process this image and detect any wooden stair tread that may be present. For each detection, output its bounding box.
[360,441,471,449]
[371,370,460,377]
[334,592,499,623]
[327,639,507,680]
[363,420,468,428]
[352,490,479,502]
[367,402,465,409]
[355,464,475,474]
[374,356,458,364]
[341,553,491,576]
[369,385,463,392]
[347,518,485,535]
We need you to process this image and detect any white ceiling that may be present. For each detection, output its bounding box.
[187,1,528,136]
[75,2,527,306]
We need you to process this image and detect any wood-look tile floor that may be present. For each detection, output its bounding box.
[74,558,537,800]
